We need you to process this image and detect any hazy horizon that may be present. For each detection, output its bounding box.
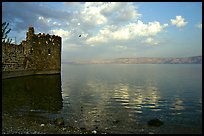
[61,55,202,62]
[2,2,202,61]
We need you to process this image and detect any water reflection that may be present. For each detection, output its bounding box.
[62,79,162,132]
[113,83,130,107]
[2,74,63,115]
[111,80,161,113]
[140,81,161,111]
[170,97,185,115]
[61,64,202,133]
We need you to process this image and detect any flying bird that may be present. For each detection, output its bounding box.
[79,35,81,37]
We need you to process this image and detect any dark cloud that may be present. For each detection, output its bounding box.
[2,2,71,33]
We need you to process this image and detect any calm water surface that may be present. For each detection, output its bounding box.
[2,64,202,134]
[61,64,202,134]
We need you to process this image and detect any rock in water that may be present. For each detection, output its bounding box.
[54,118,64,126]
[147,118,164,127]
[40,124,45,127]
[92,130,97,134]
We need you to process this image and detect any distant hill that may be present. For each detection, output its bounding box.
[63,56,202,64]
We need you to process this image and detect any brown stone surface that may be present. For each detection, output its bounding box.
[2,27,61,78]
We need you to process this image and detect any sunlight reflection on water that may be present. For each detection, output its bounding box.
[60,64,202,133]
[2,64,201,134]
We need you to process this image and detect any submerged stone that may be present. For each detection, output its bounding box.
[147,118,164,127]
[54,118,64,126]
[113,120,120,124]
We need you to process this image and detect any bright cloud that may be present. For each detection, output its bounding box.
[171,16,188,28]
[68,2,141,29]
[85,20,168,46]
[2,2,202,60]
[81,3,108,25]
[50,29,70,41]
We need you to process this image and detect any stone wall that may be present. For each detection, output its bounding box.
[2,43,25,72]
[2,27,61,79]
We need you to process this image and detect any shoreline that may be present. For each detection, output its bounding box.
[2,112,105,134]
[2,112,202,134]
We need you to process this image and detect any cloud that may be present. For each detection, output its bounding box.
[101,2,141,23]
[85,20,168,46]
[2,2,70,33]
[50,29,71,41]
[114,45,128,50]
[142,37,159,45]
[171,16,188,28]
[63,2,84,11]
[195,23,202,29]
[3,2,143,45]
[53,21,61,26]
[66,2,141,30]
[6,2,198,60]
[81,3,108,25]
[38,16,52,26]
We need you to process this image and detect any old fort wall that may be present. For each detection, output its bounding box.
[2,27,61,78]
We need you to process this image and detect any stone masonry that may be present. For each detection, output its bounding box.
[2,26,61,78]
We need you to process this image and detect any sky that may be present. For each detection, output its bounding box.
[2,2,202,61]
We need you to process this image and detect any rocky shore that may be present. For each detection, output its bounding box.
[2,112,201,134]
[2,113,104,134]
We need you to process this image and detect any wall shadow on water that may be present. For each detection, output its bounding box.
[2,74,63,114]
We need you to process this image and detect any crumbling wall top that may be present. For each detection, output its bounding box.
[28,26,34,34]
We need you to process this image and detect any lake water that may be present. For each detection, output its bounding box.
[2,64,202,134]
